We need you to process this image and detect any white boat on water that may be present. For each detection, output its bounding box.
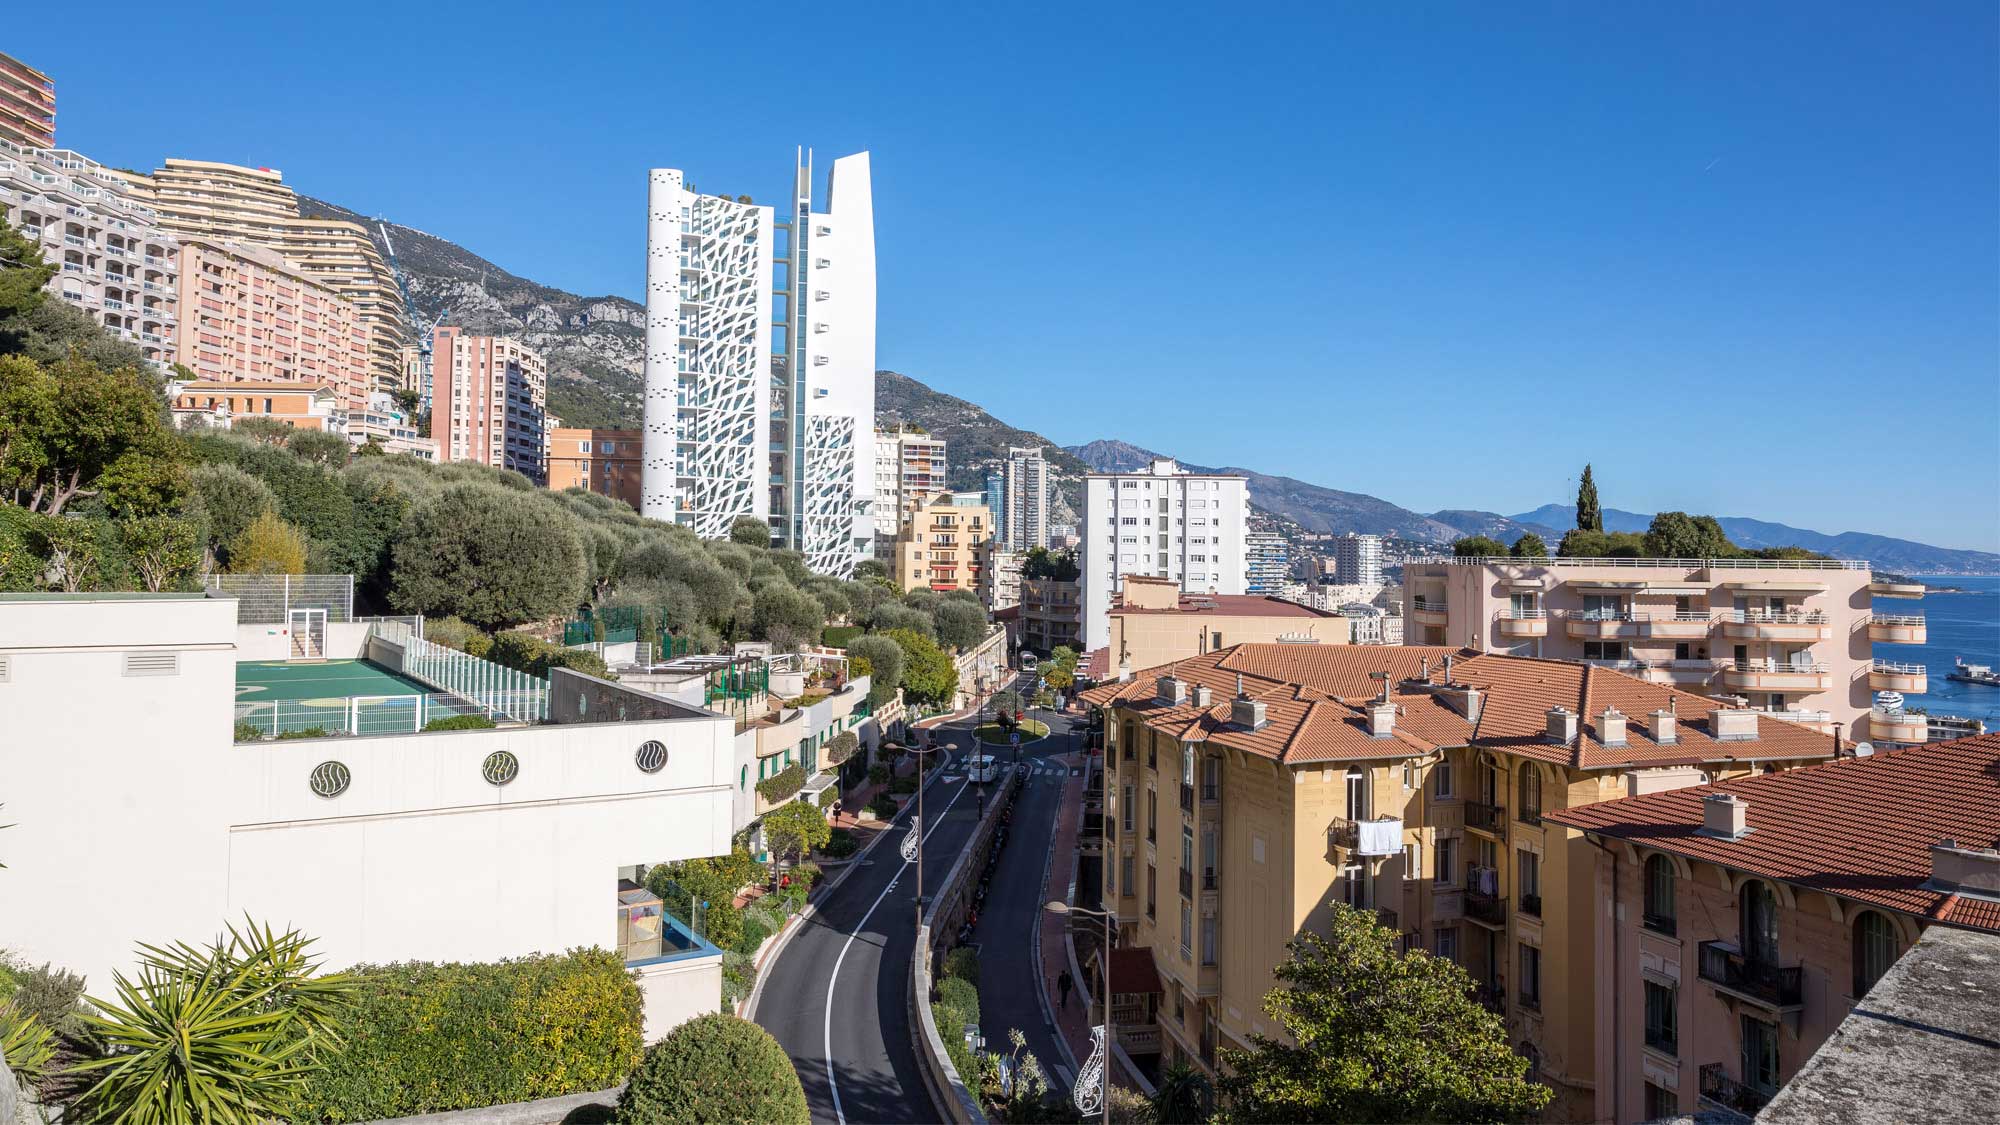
[1948,659,2000,687]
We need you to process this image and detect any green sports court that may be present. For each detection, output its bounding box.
[235,659,482,736]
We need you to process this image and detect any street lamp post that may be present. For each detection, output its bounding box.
[1045,899,1115,1125]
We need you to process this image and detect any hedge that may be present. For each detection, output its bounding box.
[825,730,859,765]
[756,763,806,802]
[940,976,980,1027]
[292,948,643,1121]
[488,630,612,680]
[422,713,496,731]
[821,624,864,649]
[615,1013,808,1125]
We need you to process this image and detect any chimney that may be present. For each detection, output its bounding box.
[1368,699,1397,738]
[1651,707,1678,745]
[1193,683,1213,708]
[1930,839,2000,896]
[1712,708,1758,742]
[1599,707,1628,748]
[1231,695,1267,732]
[1117,654,1132,683]
[1156,675,1187,707]
[1699,793,1750,841]
[1545,706,1579,745]
[1443,653,1455,682]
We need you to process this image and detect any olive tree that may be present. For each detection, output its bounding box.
[390,484,587,630]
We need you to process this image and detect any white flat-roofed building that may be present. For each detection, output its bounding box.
[1081,457,1250,651]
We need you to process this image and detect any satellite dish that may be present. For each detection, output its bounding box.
[1853,742,1876,757]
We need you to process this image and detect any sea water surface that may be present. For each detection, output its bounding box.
[1876,575,2000,726]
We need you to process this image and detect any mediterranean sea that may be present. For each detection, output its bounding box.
[1878,575,2000,726]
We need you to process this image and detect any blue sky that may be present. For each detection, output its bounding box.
[19,2,1999,552]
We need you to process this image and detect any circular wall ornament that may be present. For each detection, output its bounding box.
[482,750,520,786]
[309,761,351,799]
[636,740,668,773]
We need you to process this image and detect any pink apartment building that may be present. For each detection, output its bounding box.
[433,326,547,482]
[1402,557,1929,744]
[173,238,371,412]
[1549,733,2000,1122]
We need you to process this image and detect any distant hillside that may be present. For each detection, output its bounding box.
[1509,504,2000,574]
[296,195,646,429]
[876,371,1088,520]
[1427,510,1564,543]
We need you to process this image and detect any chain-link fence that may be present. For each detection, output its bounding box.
[204,574,355,624]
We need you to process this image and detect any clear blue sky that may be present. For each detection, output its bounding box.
[19,2,1999,551]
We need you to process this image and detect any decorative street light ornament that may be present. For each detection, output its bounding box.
[1073,1024,1107,1114]
[900,821,921,862]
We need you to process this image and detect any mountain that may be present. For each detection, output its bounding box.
[296,195,647,429]
[876,371,1088,520]
[1427,510,1564,543]
[1508,505,2000,575]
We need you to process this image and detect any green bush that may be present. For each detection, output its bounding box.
[932,999,977,1080]
[487,630,612,680]
[822,624,863,649]
[425,615,490,655]
[868,793,900,819]
[944,946,980,986]
[868,764,891,786]
[233,721,266,742]
[734,917,772,958]
[940,976,981,1027]
[614,1012,808,1125]
[293,948,642,1121]
[423,713,497,731]
[275,726,330,740]
[821,828,859,858]
[890,775,918,795]
[816,786,840,809]
[756,763,806,802]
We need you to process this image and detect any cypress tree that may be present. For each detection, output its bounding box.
[1576,464,1602,532]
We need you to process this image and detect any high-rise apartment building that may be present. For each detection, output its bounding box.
[125,160,408,394]
[0,141,181,367]
[873,426,947,540]
[1244,530,1289,594]
[642,151,876,576]
[891,494,991,594]
[1001,446,1050,550]
[433,327,547,481]
[174,238,371,410]
[1401,555,1928,743]
[1080,458,1250,651]
[547,427,641,510]
[1333,532,1385,587]
[0,52,55,150]
[979,541,1022,612]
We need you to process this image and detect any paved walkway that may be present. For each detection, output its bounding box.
[1038,750,1095,1070]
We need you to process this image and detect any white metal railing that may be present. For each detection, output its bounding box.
[1431,556,1869,570]
[1568,609,1636,622]
[234,690,545,739]
[399,633,548,723]
[1730,661,1830,674]
[1730,610,1831,625]
[1748,708,1831,725]
[1496,609,1547,620]
[1871,614,1926,627]
[1667,659,1726,672]
[1411,599,1448,613]
[1872,660,1925,675]
[1584,659,1649,671]
[357,615,424,644]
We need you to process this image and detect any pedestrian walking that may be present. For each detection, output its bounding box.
[1057,968,1073,1011]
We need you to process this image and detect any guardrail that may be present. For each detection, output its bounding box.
[1870,613,1926,626]
[1872,660,1925,674]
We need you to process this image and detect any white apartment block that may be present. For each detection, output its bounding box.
[1245,530,1289,594]
[642,151,876,577]
[1080,457,1250,651]
[873,426,947,539]
[0,140,181,367]
[1333,532,1385,586]
[1002,445,1050,550]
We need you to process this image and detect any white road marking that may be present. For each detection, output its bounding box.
[823,775,974,1123]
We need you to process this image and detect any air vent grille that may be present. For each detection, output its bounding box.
[123,652,180,677]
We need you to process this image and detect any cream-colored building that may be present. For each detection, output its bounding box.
[1104,574,1350,678]
[125,159,408,393]
[1402,556,1927,743]
[891,494,991,593]
[174,238,372,411]
[979,541,1022,612]
[1082,643,1838,1116]
[170,379,345,434]
[433,327,546,481]
[873,426,947,541]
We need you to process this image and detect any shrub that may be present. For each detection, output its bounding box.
[932,999,977,1081]
[944,946,980,986]
[822,624,863,649]
[294,949,642,1121]
[868,792,900,819]
[275,726,331,740]
[890,775,918,795]
[234,721,266,742]
[817,786,840,809]
[868,763,891,786]
[614,1012,808,1125]
[734,917,772,958]
[423,713,497,731]
[425,615,490,655]
[940,976,981,1027]
[820,829,859,859]
[756,763,806,802]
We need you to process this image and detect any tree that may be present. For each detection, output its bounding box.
[1153,1060,1216,1124]
[1575,464,1602,532]
[729,515,771,547]
[1642,511,1734,559]
[1556,528,1646,559]
[120,514,205,592]
[1509,532,1547,558]
[1216,904,1549,1124]
[0,216,57,332]
[1451,535,1508,558]
[852,558,888,580]
[614,1012,808,1125]
[752,582,826,649]
[70,919,354,1125]
[849,634,905,707]
[228,509,309,575]
[934,598,990,652]
[645,849,765,951]
[888,627,958,706]
[1042,663,1076,691]
[762,798,832,866]
[870,601,935,639]
[1021,546,1080,581]
[389,484,587,630]
[283,428,350,468]
[0,354,173,515]
[40,515,102,592]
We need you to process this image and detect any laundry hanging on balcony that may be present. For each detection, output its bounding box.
[1357,818,1403,857]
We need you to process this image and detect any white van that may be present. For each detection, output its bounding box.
[965,754,1001,784]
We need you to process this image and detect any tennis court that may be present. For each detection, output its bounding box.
[235,659,484,736]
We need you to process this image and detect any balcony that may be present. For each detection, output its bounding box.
[1474,981,1506,1015]
[1465,869,1506,930]
[1375,906,1399,932]
[1718,609,1833,642]
[1465,800,1506,836]
[1564,609,1642,639]
[1642,911,1677,937]
[1410,599,1448,626]
[1637,610,1716,639]
[1518,893,1542,918]
[1721,661,1830,692]
[1699,1063,1772,1117]
[1664,658,1725,684]
[1495,609,1547,638]
[1697,941,1802,1011]
[1867,660,1928,693]
[1327,816,1403,858]
[1868,580,1926,599]
[1868,613,1926,644]
[1869,707,1929,744]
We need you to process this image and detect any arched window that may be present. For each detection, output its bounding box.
[1853,911,1899,997]
[1518,764,1543,824]
[1345,767,1369,820]
[1643,855,1676,935]
[1741,881,1779,968]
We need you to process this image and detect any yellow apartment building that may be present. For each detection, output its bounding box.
[1081,643,1838,1119]
[1104,574,1350,677]
[891,493,991,594]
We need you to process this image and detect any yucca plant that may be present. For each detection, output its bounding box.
[0,1001,57,1082]
[67,917,352,1124]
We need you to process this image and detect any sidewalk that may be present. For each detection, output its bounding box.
[1037,749,1094,1070]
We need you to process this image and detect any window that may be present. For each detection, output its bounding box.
[1741,1016,1779,1095]
[1122,784,1134,833]
[1582,640,1625,660]
[1518,943,1541,1010]
[1147,865,1157,918]
[1517,850,1541,916]
[1123,723,1136,761]
[1434,928,1458,962]
[1644,980,1677,1055]
[1517,764,1542,824]
[1436,838,1457,886]
[1148,788,1157,841]
[1434,759,1455,798]
[1121,855,1135,896]
[1180,903,1193,960]
[1644,855,1677,934]
[1201,912,1217,965]
[1853,911,1899,997]
[1741,881,1779,968]
[1345,767,1369,820]
[1181,825,1195,891]
[1644,1082,1677,1120]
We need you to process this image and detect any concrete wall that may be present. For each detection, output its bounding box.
[635,955,725,1043]
[234,620,371,661]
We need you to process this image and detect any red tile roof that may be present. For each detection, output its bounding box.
[1547,734,2000,932]
[1110,594,1332,618]
[1078,643,1838,770]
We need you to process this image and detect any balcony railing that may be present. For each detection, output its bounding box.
[1643,911,1677,937]
[1698,941,1802,1009]
[1645,1024,1677,1056]
[1179,869,1193,899]
[1375,906,1398,932]
[1518,893,1542,918]
[1465,800,1506,833]
[1731,609,1831,625]
[1474,981,1506,1015]
[1179,783,1194,813]
[1699,1063,1772,1116]
[1201,781,1220,803]
[1201,869,1217,891]
[1497,608,1546,620]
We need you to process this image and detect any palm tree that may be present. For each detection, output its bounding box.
[1151,1060,1215,1123]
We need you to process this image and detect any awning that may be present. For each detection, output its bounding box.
[1638,584,1708,596]
[1108,946,1163,995]
[1500,577,1547,590]
[1719,581,1829,593]
[1572,581,1649,593]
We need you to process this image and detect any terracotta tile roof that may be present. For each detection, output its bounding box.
[1547,734,2000,932]
[1110,594,1333,618]
[1078,644,1839,770]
